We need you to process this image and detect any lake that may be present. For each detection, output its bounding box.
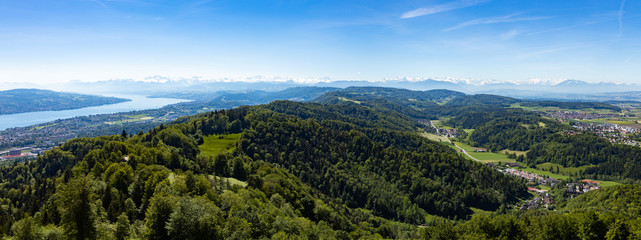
[0,94,190,131]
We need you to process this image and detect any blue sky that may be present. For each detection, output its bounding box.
[0,0,639,84]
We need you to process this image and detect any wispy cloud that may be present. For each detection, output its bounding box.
[527,21,599,36]
[90,0,108,8]
[499,30,520,40]
[618,0,626,38]
[444,13,550,32]
[400,0,490,19]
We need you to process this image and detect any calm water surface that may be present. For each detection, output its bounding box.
[0,94,189,131]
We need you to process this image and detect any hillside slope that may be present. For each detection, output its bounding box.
[0,89,129,115]
[0,100,528,239]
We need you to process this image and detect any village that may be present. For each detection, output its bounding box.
[544,110,619,122]
[571,122,640,146]
[499,167,603,210]
[0,146,51,162]
[427,119,605,211]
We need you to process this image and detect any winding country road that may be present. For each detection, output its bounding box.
[428,120,482,162]
[453,144,482,162]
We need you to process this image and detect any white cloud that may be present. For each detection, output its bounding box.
[400,0,490,19]
[89,0,108,8]
[618,0,626,38]
[527,21,598,36]
[444,13,551,32]
[499,30,520,40]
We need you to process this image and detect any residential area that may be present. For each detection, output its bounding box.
[0,146,52,161]
[571,122,640,146]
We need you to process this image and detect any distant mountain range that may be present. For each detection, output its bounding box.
[4,77,641,102]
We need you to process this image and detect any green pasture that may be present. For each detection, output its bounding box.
[199,133,241,157]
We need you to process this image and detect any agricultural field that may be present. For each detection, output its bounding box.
[429,135,622,188]
[199,133,242,157]
[430,119,454,129]
[598,180,621,188]
[509,103,561,112]
[30,123,58,131]
[105,113,154,125]
[523,164,621,187]
[337,97,361,104]
[500,149,528,156]
[537,185,551,191]
[470,207,493,216]
[421,132,450,143]
[453,141,515,163]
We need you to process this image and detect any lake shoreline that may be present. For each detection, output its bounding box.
[0,94,190,131]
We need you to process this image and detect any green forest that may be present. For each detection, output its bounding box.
[2,87,641,239]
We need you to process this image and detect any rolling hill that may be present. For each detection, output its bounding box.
[0,89,129,115]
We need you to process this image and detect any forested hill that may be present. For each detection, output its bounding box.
[313,87,465,120]
[0,89,130,115]
[314,87,641,183]
[0,99,528,239]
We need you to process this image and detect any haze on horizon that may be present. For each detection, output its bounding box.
[1,0,639,85]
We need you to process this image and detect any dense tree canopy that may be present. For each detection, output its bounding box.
[0,87,639,239]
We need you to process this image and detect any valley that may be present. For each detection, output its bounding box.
[1,86,641,239]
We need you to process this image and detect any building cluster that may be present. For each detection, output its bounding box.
[521,188,553,210]
[501,168,560,187]
[419,119,460,138]
[0,146,49,161]
[546,111,618,122]
[566,179,601,197]
[0,125,73,150]
[572,122,640,146]
[435,128,459,138]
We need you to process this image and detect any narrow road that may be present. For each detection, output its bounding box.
[426,120,479,162]
[453,144,481,162]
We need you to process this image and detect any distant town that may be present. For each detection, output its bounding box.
[0,146,53,162]
[571,122,640,146]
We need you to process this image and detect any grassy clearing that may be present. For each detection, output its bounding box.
[199,133,242,157]
[582,118,609,124]
[30,123,58,131]
[124,114,148,119]
[105,114,154,125]
[598,180,621,188]
[337,97,361,104]
[509,103,561,112]
[520,164,622,187]
[452,142,514,162]
[609,120,637,125]
[537,185,551,191]
[431,120,454,129]
[470,207,493,216]
[209,175,248,188]
[468,152,512,162]
[452,141,475,152]
[501,149,528,156]
[421,132,450,143]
